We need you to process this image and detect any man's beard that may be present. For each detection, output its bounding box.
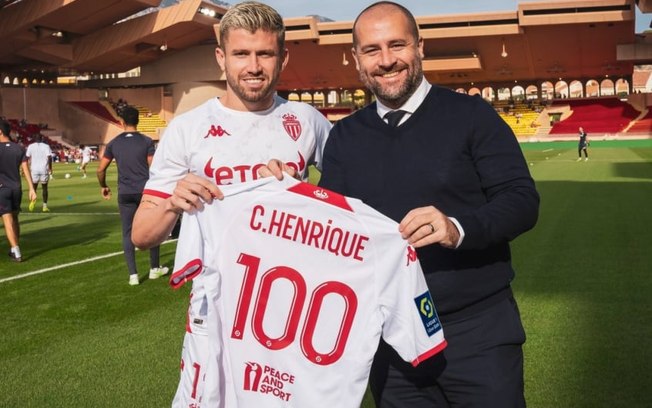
[226,69,280,104]
[360,59,423,108]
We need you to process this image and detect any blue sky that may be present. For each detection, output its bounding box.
[258,0,651,33]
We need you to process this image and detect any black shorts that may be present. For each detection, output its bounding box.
[0,185,22,215]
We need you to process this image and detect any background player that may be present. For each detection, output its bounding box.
[0,120,37,262]
[131,2,331,406]
[96,106,168,286]
[578,126,589,161]
[26,133,53,212]
[79,144,92,178]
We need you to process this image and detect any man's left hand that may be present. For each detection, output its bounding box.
[398,205,460,249]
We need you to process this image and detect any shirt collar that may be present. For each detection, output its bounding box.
[376,77,431,119]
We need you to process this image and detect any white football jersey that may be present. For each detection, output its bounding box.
[25,142,52,174]
[170,176,447,408]
[81,146,92,162]
[144,95,331,197]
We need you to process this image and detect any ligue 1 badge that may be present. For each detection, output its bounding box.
[282,113,302,141]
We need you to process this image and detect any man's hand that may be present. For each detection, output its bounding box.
[398,205,460,249]
[257,159,299,180]
[101,187,111,200]
[166,173,224,214]
[28,189,37,202]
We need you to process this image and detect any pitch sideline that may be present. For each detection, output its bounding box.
[0,239,177,284]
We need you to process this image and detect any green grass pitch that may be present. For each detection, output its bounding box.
[1,140,651,407]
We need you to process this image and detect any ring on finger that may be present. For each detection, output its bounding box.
[427,223,435,234]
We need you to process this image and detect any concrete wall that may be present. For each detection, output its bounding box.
[1,87,62,129]
[58,100,123,146]
[0,80,225,145]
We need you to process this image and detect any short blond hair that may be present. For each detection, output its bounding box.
[219,1,285,50]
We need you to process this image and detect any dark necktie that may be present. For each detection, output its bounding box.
[384,110,407,127]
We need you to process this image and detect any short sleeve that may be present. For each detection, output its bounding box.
[144,120,191,197]
[380,245,446,367]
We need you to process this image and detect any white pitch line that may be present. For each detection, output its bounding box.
[21,212,120,216]
[0,239,177,284]
[542,148,554,152]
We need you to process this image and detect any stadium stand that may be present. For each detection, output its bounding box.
[68,101,122,126]
[133,106,167,136]
[625,108,652,133]
[496,101,543,137]
[548,98,640,134]
[6,118,63,151]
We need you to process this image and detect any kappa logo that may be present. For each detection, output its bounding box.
[282,113,302,141]
[203,124,231,138]
[406,246,418,266]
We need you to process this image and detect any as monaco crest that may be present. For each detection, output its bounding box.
[282,113,302,141]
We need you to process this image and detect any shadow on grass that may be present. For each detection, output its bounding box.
[6,214,121,266]
[512,180,652,408]
[611,161,652,180]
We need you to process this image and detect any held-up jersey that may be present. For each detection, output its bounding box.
[170,176,447,408]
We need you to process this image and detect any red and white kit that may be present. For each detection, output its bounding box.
[170,176,447,408]
[143,96,331,408]
[145,96,330,195]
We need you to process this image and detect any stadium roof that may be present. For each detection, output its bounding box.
[0,0,226,78]
[2,0,652,91]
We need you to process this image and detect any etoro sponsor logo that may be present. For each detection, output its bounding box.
[203,152,306,185]
[243,362,294,402]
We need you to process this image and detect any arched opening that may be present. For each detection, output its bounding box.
[497,87,511,101]
[600,78,615,96]
[541,81,554,100]
[615,78,630,98]
[300,92,313,103]
[512,85,525,101]
[554,80,568,98]
[586,79,599,97]
[569,80,583,98]
[353,89,366,109]
[481,87,495,101]
[313,91,325,107]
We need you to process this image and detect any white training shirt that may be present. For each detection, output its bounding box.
[145,95,331,195]
[81,146,92,162]
[145,95,332,320]
[170,176,447,408]
[25,142,52,174]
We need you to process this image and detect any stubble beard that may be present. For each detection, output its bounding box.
[226,66,281,105]
[360,58,423,108]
